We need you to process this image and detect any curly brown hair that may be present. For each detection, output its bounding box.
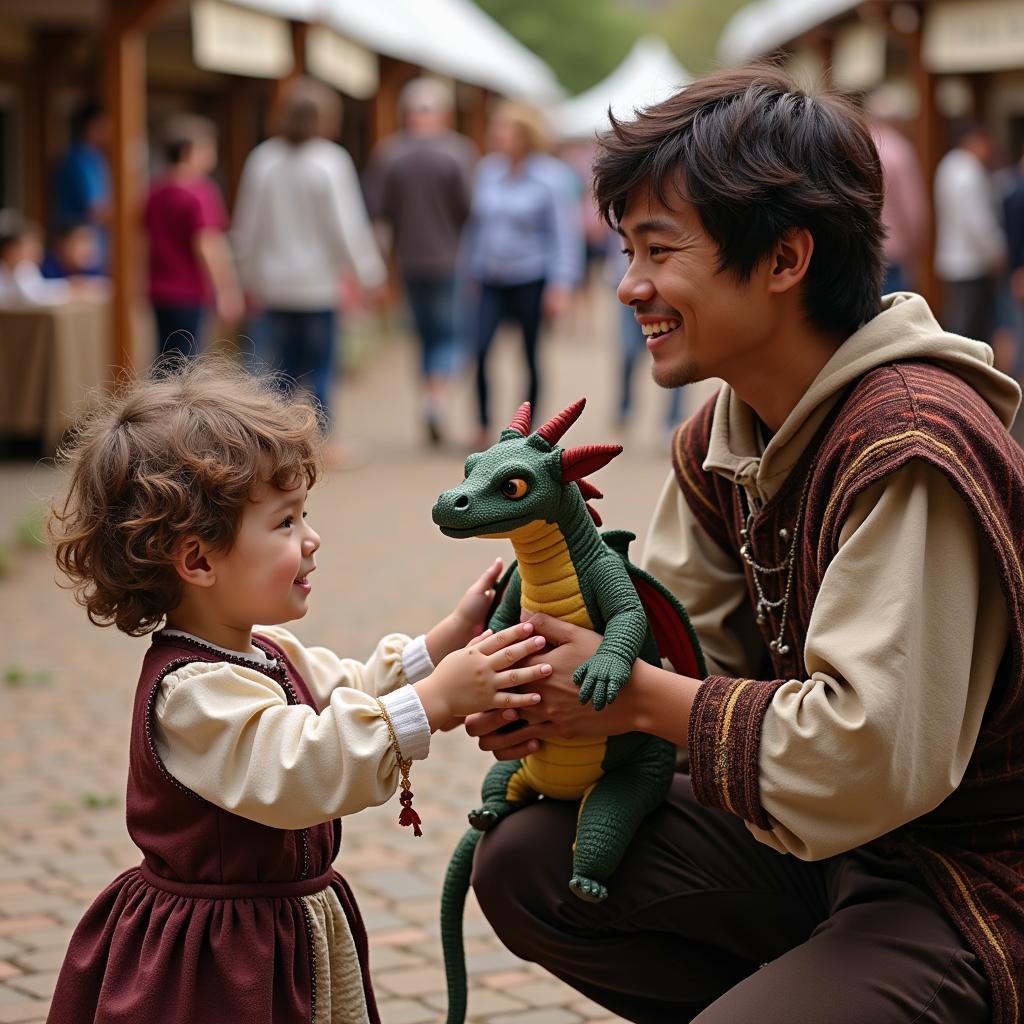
[50,356,324,636]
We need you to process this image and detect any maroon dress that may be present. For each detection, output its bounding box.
[47,632,380,1024]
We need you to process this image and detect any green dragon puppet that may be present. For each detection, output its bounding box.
[431,397,705,1024]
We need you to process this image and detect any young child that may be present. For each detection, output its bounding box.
[0,210,71,306]
[46,356,549,1024]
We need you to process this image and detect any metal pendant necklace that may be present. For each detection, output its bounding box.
[737,472,812,657]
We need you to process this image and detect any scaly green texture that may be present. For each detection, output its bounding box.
[431,398,704,1024]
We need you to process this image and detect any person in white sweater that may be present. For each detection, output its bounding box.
[233,78,387,462]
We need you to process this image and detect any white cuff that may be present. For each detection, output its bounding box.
[401,634,435,684]
[378,685,431,761]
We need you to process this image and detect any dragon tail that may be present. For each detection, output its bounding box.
[441,827,484,1024]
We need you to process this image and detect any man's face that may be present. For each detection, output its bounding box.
[616,185,773,390]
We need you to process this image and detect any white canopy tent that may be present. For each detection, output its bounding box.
[718,0,860,65]
[225,0,563,102]
[553,36,692,141]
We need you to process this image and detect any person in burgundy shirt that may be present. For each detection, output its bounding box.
[144,115,243,359]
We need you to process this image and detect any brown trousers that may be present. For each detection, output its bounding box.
[471,775,990,1023]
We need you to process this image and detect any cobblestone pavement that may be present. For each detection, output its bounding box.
[0,296,714,1024]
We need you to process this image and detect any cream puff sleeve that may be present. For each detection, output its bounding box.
[152,630,434,830]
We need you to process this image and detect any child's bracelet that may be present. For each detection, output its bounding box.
[375,698,423,837]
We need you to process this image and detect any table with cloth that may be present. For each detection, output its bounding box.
[0,300,112,453]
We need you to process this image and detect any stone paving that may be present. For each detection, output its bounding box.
[0,296,713,1024]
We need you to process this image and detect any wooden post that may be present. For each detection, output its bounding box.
[372,56,417,148]
[103,0,172,373]
[463,84,489,152]
[223,77,258,212]
[270,20,307,108]
[24,29,81,233]
[905,11,941,313]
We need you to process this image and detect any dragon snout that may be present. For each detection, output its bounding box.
[432,489,472,527]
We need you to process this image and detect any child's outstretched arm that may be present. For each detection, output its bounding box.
[152,622,540,833]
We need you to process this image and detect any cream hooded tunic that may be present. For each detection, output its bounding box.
[642,293,1020,860]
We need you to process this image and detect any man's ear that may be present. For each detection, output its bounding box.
[766,227,814,295]
[172,536,216,588]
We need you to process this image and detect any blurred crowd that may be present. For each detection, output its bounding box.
[4,78,1024,457]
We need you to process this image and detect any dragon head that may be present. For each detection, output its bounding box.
[432,398,622,539]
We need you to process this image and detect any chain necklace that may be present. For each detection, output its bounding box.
[737,472,812,657]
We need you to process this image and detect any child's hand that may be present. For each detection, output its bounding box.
[415,622,549,730]
[425,557,504,664]
[454,557,504,635]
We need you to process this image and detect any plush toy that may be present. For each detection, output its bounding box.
[431,398,705,1024]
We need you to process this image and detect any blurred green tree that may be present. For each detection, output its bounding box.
[652,0,753,77]
[473,0,646,94]
[473,0,755,96]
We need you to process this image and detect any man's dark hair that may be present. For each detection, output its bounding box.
[593,65,885,337]
[161,113,216,166]
[70,100,103,141]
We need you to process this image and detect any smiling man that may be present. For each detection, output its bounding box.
[463,66,1024,1024]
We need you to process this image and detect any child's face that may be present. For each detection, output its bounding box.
[210,479,320,629]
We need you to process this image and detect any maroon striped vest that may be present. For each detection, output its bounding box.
[675,362,1024,1024]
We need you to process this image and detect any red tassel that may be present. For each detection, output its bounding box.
[398,789,423,837]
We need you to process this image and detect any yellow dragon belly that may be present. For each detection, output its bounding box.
[507,521,606,799]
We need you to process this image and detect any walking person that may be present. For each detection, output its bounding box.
[233,77,386,466]
[366,77,476,447]
[464,66,1024,1024]
[52,99,109,273]
[462,101,583,450]
[865,86,927,294]
[144,114,243,358]
[934,122,1006,342]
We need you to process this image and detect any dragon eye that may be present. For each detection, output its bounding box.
[500,478,529,499]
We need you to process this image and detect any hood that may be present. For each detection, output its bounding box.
[704,292,1021,503]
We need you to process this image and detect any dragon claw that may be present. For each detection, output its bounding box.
[468,808,499,831]
[569,875,609,903]
[574,658,630,711]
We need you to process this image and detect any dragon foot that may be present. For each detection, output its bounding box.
[569,875,609,903]
[468,808,500,831]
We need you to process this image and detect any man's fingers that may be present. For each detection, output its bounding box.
[525,612,575,646]
[464,708,514,738]
[489,739,542,762]
[477,720,554,754]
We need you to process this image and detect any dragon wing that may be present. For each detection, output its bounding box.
[602,529,706,679]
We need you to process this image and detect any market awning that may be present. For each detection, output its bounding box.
[191,0,296,79]
[215,0,563,103]
[319,0,563,103]
[718,0,860,65]
[553,36,691,141]
[923,0,1024,74]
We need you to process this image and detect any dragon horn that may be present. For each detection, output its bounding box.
[576,479,604,501]
[506,402,533,437]
[535,398,586,445]
[561,444,623,482]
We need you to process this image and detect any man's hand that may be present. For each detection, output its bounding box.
[542,285,572,321]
